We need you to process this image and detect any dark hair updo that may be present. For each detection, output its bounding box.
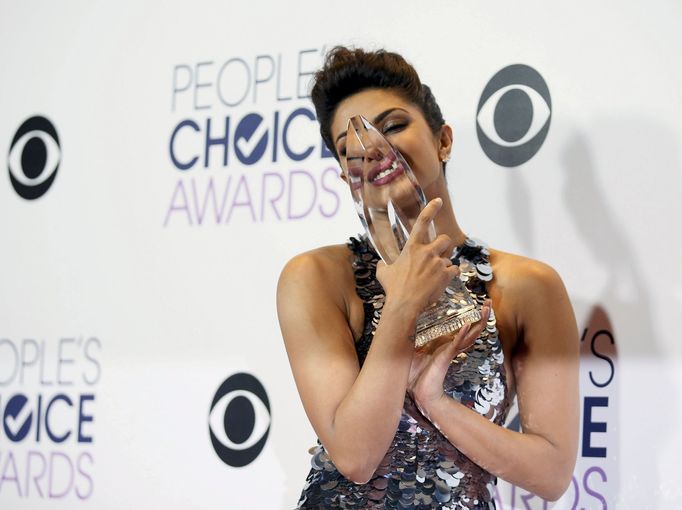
[311,46,446,163]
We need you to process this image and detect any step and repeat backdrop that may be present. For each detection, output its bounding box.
[1,1,681,509]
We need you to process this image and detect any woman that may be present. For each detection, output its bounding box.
[277,47,579,509]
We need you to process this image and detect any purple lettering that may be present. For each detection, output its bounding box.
[76,452,94,500]
[491,482,505,510]
[48,452,73,498]
[260,172,285,221]
[25,450,46,497]
[0,451,22,497]
[191,176,231,225]
[583,466,607,509]
[569,475,579,510]
[287,170,317,220]
[164,179,193,227]
[319,166,341,218]
[226,174,256,223]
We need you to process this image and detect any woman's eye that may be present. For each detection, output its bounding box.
[382,122,406,134]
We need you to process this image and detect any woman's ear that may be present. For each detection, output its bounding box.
[438,124,453,161]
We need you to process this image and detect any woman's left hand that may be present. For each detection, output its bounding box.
[408,300,491,411]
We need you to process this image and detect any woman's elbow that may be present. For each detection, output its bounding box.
[331,454,377,485]
[535,465,575,502]
[538,481,571,502]
[533,439,578,501]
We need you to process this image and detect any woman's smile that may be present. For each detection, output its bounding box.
[367,155,405,186]
[332,90,445,198]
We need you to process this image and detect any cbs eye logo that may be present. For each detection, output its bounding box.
[476,64,551,167]
[8,116,61,200]
[208,372,271,467]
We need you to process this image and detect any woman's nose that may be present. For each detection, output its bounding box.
[347,115,386,163]
[364,143,384,162]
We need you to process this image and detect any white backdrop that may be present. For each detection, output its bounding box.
[1,1,681,508]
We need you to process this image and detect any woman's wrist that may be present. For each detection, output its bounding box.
[382,295,422,323]
[377,297,420,347]
[416,392,453,422]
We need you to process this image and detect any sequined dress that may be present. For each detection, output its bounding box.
[296,236,511,510]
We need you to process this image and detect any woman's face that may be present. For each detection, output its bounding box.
[330,88,449,200]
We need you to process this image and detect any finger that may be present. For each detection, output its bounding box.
[408,198,442,245]
[478,300,492,325]
[441,259,460,276]
[429,234,452,256]
[433,323,471,370]
[445,265,461,280]
[476,301,490,319]
[462,302,491,344]
[434,301,493,370]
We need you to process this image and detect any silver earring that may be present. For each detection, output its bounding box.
[441,153,451,162]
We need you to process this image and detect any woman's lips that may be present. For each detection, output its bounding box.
[347,153,403,190]
[370,159,404,186]
[366,153,396,182]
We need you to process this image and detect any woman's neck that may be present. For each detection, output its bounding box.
[426,179,467,254]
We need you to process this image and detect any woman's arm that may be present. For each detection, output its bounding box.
[412,260,579,501]
[277,199,459,484]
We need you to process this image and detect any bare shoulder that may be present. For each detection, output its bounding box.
[489,247,566,301]
[277,243,357,314]
[489,247,575,350]
[277,242,365,349]
[279,244,354,288]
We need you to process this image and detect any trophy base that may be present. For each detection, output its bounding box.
[414,306,482,349]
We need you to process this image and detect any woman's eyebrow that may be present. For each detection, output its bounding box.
[334,107,409,145]
[372,107,408,126]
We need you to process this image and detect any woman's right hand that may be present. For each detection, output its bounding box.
[375,198,459,316]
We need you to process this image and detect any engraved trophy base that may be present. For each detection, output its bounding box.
[414,281,482,348]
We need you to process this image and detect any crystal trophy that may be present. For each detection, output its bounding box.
[344,115,481,348]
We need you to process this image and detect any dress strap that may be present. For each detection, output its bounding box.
[452,238,493,304]
[346,236,383,365]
